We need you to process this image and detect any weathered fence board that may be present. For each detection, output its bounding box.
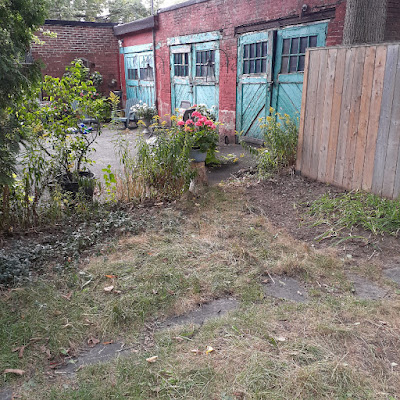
[297,43,400,199]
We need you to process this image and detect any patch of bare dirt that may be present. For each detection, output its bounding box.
[244,172,400,269]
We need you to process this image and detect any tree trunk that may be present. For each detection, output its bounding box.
[343,0,388,45]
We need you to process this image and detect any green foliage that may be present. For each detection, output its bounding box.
[135,131,196,200]
[0,0,47,186]
[309,191,400,237]
[19,60,107,179]
[46,0,164,23]
[242,109,298,176]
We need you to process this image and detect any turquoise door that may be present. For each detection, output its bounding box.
[124,49,155,105]
[271,23,327,119]
[236,31,274,139]
[237,22,327,140]
[170,41,219,114]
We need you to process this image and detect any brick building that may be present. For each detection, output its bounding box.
[31,20,121,95]
[32,0,400,142]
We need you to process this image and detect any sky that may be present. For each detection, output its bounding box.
[161,0,186,8]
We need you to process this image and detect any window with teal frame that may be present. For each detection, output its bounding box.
[281,35,317,73]
[243,41,268,74]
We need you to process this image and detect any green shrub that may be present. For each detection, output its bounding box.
[242,109,298,176]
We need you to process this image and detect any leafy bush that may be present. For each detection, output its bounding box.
[242,109,298,176]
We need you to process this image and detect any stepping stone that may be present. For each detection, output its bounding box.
[383,267,400,286]
[159,298,238,329]
[0,388,13,400]
[262,276,308,303]
[347,274,388,300]
[58,342,130,374]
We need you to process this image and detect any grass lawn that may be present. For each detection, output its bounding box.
[1,184,399,399]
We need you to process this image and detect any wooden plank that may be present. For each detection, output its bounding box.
[325,48,346,184]
[341,46,366,189]
[382,49,400,198]
[362,45,387,192]
[333,48,356,187]
[296,49,310,172]
[308,49,328,180]
[317,48,337,181]
[300,50,321,178]
[371,45,399,196]
[352,46,377,189]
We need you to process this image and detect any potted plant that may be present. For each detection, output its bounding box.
[176,110,219,162]
[19,60,107,199]
[130,101,157,134]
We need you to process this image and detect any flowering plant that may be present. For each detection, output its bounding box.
[130,101,157,120]
[177,110,219,153]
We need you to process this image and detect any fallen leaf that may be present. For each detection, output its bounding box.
[105,275,116,279]
[172,336,184,342]
[104,285,114,292]
[87,337,100,347]
[146,356,158,363]
[276,336,286,342]
[262,278,269,284]
[391,362,398,367]
[3,369,25,376]
[102,340,114,345]
[61,292,73,301]
[191,349,202,355]
[114,290,122,294]
[205,346,215,355]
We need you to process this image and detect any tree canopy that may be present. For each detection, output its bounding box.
[47,0,165,24]
[0,0,47,186]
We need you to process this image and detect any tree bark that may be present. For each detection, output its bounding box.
[343,0,388,45]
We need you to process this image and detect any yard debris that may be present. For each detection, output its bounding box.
[191,349,202,355]
[146,356,158,363]
[103,285,114,292]
[205,346,215,355]
[105,275,116,279]
[275,336,286,342]
[3,369,25,376]
[87,337,100,347]
[61,292,73,301]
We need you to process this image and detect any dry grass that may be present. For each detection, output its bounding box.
[1,185,399,399]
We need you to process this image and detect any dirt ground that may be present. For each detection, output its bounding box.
[241,172,400,268]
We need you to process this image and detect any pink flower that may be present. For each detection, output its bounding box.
[185,119,194,125]
[211,124,216,129]
[192,104,197,107]
[195,121,203,127]
[177,120,185,126]
[192,111,202,118]
[205,120,213,126]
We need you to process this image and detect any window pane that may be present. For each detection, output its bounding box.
[196,65,201,76]
[298,55,305,71]
[281,56,289,73]
[249,60,255,73]
[210,50,215,62]
[289,56,298,72]
[243,60,249,74]
[256,43,262,58]
[282,39,291,55]
[250,43,256,58]
[291,38,299,54]
[184,53,188,64]
[196,51,201,63]
[309,35,318,48]
[244,44,249,59]
[261,59,267,73]
[255,59,261,73]
[262,41,268,57]
[300,37,308,54]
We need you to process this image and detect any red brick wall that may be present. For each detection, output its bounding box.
[385,0,400,41]
[149,0,347,139]
[32,22,121,95]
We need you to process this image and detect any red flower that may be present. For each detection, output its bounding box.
[185,119,194,125]
[177,120,185,126]
[192,111,202,118]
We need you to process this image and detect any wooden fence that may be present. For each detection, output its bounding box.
[296,43,400,199]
